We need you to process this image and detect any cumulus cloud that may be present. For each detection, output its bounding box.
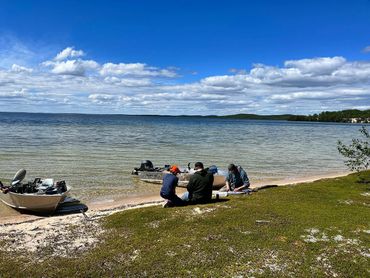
[41,48,177,78]
[1,45,370,115]
[54,47,85,61]
[284,56,346,75]
[43,59,99,76]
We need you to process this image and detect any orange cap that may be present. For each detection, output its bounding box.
[169,165,180,174]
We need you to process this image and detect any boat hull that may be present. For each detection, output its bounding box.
[0,188,70,213]
[137,172,226,189]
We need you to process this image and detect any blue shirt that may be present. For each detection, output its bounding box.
[226,167,250,190]
[160,173,178,197]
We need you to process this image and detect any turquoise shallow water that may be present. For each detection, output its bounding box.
[0,112,363,203]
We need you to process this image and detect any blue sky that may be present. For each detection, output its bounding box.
[0,0,370,115]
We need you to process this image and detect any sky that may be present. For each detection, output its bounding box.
[0,0,370,115]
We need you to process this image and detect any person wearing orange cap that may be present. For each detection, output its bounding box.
[160,165,186,208]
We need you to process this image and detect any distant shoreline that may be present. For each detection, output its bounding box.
[1,109,369,123]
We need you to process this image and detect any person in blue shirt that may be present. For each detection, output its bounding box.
[160,165,186,208]
[221,163,250,192]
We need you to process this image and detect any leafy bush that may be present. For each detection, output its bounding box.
[338,126,370,182]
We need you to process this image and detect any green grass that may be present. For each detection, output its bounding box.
[1,172,369,277]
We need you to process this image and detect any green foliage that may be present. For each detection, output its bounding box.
[218,114,294,120]
[338,126,370,174]
[288,109,370,122]
[214,109,370,122]
[1,172,369,277]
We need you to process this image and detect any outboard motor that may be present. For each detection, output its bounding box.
[140,160,154,171]
[8,169,27,193]
[132,160,155,175]
[12,169,26,186]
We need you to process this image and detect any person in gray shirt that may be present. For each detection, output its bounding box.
[221,163,250,192]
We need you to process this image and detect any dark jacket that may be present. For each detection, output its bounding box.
[187,169,214,203]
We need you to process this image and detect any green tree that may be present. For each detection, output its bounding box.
[337,126,370,182]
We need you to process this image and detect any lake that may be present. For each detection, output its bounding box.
[0,112,362,203]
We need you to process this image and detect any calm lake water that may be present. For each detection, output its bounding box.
[0,112,362,202]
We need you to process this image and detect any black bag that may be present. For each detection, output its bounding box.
[56,180,67,193]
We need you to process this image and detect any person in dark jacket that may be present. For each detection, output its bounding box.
[160,165,186,208]
[182,162,214,204]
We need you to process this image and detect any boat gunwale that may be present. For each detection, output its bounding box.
[3,186,71,197]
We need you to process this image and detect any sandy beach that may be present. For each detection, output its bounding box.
[0,171,349,225]
[0,171,350,223]
[0,171,351,259]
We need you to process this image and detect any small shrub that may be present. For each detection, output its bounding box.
[338,126,370,183]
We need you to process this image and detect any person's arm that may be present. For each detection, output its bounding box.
[225,180,231,191]
[187,176,195,194]
[234,184,248,191]
[224,173,231,191]
[173,176,179,194]
[234,169,250,191]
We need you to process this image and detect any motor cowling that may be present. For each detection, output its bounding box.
[140,160,154,171]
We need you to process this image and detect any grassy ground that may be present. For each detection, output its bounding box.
[1,171,369,277]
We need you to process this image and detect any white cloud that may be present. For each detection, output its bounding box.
[10,64,33,73]
[1,45,370,115]
[0,88,27,98]
[43,59,99,76]
[55,47,85,61]
[88,94,116,104]
[284,56,346,75]
[104,76,152,87]
[100,62,177,78]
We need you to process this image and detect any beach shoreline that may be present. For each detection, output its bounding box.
[0,171,350,226]
[0,171,354,259]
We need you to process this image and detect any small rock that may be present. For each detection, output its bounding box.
[256,220,270,224]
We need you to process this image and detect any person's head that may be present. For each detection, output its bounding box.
[194,162,204,170]
[228,163,237,173]
[169,165,181,175]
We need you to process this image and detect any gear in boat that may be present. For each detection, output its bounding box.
[0,169,87,215]
[132,160,226,189]
[131,160,170,175]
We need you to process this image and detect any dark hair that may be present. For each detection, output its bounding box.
[228,164,237,171]
[194,162,204,169]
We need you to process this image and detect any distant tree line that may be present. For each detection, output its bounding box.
[218,114,293,120]
[288,109,370,123]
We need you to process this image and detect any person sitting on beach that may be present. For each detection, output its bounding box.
[182,162,214,204]
[160,165,186,208]
[220,164,250,192]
